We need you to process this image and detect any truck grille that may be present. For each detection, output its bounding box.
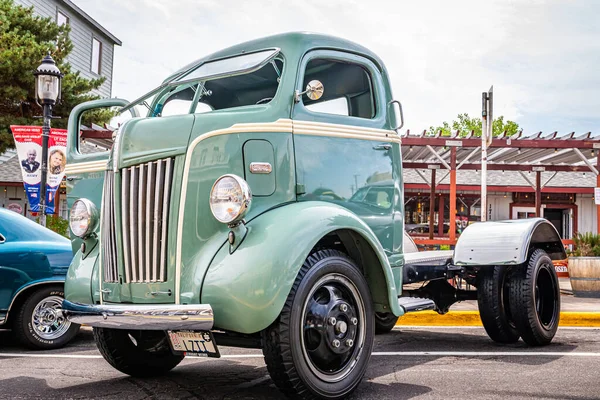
[102,158,175,283]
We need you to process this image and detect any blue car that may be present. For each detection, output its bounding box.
[0,208,79,349]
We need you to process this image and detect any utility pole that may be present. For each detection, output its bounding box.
[481,86,493,222]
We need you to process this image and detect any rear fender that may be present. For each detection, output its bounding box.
[454,218,566,266]
[1,278,64,326]
[200,201,401,334]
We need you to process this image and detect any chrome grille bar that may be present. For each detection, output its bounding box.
[152,161,163,282]
[129,166,138,282]
[159,159,173,282]
[102,171,118,282]
[121,168,131,283]
[138,163,146,282]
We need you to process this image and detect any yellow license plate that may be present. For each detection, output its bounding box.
[167,330,220,357]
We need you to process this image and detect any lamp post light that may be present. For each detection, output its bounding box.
[33,52,62,227]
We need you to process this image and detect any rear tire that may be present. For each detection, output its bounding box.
[477,266,520,344]
[509,249,560,346]
[93,328,184,377]
[262,249,374,399]
[375,312,397,334]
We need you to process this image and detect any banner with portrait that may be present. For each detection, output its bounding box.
[10,125,68,215]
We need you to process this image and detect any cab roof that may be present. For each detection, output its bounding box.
[164,32,385,83]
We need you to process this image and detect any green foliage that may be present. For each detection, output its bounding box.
[0,0,110,153]
[572,232,600,257]
[428,113,521,138]
[46,215,69,238]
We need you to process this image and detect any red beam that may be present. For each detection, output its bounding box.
[402,137,598,149]
[405,183,594,194]
[403,162,593,173]
[80,129,113,139]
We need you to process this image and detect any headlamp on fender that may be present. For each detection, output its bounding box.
[69,198,99,238]
[209,174,252,226]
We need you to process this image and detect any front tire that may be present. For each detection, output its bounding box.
[262,249,374,399]
[93,328,184,377]
[477,266,520,344]
[509,249,560,346]
[13,285,80,350]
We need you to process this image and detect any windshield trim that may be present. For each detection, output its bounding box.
[119,47,281,116]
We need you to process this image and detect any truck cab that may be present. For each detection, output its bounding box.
[62,32,564,400]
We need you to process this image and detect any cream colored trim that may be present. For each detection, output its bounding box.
[174,118,399,302]
[65,160,107,174]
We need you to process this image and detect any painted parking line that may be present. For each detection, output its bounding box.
[2,351,600,359]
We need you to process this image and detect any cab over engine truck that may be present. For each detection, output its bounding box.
[63,32,564,399]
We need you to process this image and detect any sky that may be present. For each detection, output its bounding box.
[72,0,600,135]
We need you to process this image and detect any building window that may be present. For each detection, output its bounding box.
[56,10,69,26]
[91,38,102,74]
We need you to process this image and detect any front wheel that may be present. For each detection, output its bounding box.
[93,328,184,377]
[13,285,80,349]
[262,249,374,399]
[509,249,560,346]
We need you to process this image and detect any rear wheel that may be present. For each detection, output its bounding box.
[94,328,184,377]
[375,312,398,334]
[262,249,374,399]
[509,249,560,346]
[477,266,520,344]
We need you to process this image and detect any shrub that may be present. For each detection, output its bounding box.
[572,232,600,257]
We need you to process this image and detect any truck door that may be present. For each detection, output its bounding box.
[66,99,131,255]
[292,50,403,263]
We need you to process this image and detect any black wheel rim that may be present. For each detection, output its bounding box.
[300,273,366,383]
[534,264,558,328]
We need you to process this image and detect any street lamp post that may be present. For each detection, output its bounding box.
[33,53,62,227]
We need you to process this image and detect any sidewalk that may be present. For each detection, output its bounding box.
[397,278,600,327]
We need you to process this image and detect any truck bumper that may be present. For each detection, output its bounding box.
[61,299,214,331]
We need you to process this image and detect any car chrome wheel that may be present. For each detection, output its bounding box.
[31,295,71,340]
[300,273,366,383]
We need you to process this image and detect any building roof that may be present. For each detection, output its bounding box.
[60,0,122,46]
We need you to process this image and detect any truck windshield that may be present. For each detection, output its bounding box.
[119,48,281,118]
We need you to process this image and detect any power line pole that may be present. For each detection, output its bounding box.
[481,86,493,222]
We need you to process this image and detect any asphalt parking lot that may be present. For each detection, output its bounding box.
[1,326,600,399]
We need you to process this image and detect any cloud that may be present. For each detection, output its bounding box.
[72,0,600,134]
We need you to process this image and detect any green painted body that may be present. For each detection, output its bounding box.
[65,32,406,333]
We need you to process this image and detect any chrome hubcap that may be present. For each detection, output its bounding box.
[32,296,71,340]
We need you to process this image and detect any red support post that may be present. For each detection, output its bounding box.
[535,171,542,217]
[429,168,436,240]
[449,148,457,241]
[438,194,445,237]
[597,153,600,234]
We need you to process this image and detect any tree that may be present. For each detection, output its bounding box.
[0,0,111,153]
[428,113,521,138]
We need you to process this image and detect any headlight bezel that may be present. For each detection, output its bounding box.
[69,198,99,238]
[209,174,252,225]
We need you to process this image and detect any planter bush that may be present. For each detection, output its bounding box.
[568,233,600,298]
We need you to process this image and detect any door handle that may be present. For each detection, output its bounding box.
[373,143,392,150]
[149,290,172,296]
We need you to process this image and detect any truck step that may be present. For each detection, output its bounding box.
[398,297,436,313]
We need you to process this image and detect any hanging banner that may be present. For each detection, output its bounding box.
[10,125,67,215]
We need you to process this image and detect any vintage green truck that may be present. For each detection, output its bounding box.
[62,32,564,399]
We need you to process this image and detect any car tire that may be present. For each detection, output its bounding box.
[508,249,560,346]
[262,249,374,400]
[13,285,80,350]
[477,266,520,344]
[375,312,398,334]
[94,328,184,377]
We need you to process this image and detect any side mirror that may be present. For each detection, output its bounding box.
[294,80,324,103]
[389,100,404,131]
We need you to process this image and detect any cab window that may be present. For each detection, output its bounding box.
[302,59,375,119]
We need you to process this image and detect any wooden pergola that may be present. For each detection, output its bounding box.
[401,130,600,244]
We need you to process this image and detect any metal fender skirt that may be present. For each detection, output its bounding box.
[404,250,454,267]
[61,300,213,331]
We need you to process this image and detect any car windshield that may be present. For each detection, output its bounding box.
[119,49,282,118]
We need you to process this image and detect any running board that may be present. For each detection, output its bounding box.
[398,297,436,313]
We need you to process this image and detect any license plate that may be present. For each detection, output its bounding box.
[167,330,220,358]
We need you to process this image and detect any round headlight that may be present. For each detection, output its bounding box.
[69,198,98,238]
[209,174,252,224]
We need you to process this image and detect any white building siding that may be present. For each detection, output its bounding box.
[14,0,116,98]
[576,194,596,234]
[489,195,511,221]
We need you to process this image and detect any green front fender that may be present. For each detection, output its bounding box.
[64,239,101,305]
[201,201,402,334]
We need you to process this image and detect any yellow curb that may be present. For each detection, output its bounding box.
[395,311,600,327]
